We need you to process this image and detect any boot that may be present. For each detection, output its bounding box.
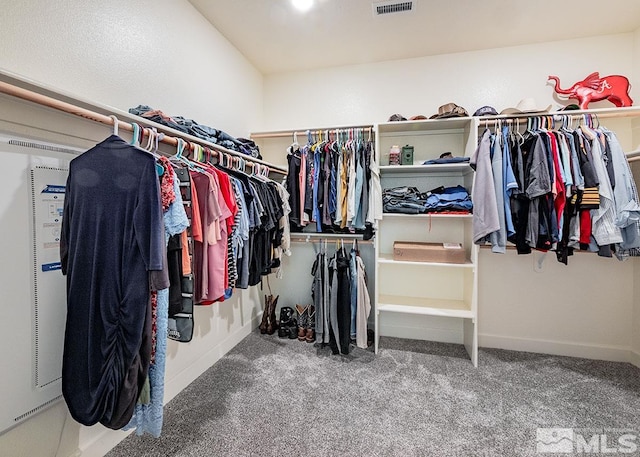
[266,295,279,335]
[259,294,270,334]
[305,305,316,343]
[295,304,308,341]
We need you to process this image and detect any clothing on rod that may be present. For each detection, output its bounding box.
[311,243,371,354]
[285,129,382,236]
[60,132,289,437]
[471,118,640,263]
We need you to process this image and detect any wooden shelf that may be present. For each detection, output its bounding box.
[377,253,473,268]
[382,212,472,219]
[378,117,472,133]
[377,294,474,319]
[379,163,472,174]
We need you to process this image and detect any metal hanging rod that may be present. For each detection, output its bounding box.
[289,232,374,243]
[475,105,640,121]
[0,80,288,175]
[250,125,374,139]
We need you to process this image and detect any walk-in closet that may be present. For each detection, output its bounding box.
[2,1,640,456]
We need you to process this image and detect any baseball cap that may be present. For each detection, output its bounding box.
[473,106,499,117]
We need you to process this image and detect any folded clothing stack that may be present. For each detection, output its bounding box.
[128,105,261,159]
[383,185,472,214]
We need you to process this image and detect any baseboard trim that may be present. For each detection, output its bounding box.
[630,350,640,369]
[80,313,261,457]
[479,333,630,363]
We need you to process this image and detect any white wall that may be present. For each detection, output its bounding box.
[263,33,635,130]
[0,1,264,456]
[0,0,262,138]
[632,28,640,367]
[263,32,640,362]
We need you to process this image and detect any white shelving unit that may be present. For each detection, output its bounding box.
[374,117,480,366]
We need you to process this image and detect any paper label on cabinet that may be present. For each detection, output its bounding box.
[443,243,462,250]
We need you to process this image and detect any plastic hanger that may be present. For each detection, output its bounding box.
[291,131,300,153]
[109,115,119,136]
[172,138,197,171]
[142,128,164,176]
[513,119,523,145]
[130,122,140,146]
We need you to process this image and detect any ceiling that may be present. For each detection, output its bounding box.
[189,0,640,75]
[189,0,640,74]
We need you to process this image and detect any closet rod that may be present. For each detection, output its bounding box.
[290,238,374,245]
[250,126,374,139]
[476,105,640,121]
[480,245,612,254]
[289,232,371,242]
[0,80,288,175]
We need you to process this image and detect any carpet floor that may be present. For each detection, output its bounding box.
[106,332,640,457]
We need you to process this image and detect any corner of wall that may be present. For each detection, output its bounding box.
[632,256,640,368]
[633,28,640,107]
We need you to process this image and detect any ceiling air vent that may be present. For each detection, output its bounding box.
[373,1,415,16]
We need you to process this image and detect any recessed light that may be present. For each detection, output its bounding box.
[292,0,314,12]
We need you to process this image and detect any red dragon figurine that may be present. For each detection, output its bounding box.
[548,72,633,109]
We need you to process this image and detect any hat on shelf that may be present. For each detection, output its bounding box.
[559,104,580,111]
[388,113,407,122]
[409,115,428,120]
[429,103,469,119]
[500,98,552,115]
[472,106,499,117]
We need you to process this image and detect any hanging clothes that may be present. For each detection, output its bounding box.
[285,129,377,237]
[355,254,372,349]
[328,247,352,355]
[603,128,640,254]
[60,135,167,428]
[473,117,640,263]
[470,129,500,243]
[124,163,189,437]
[312,250,330,344]
[167,167,197,343]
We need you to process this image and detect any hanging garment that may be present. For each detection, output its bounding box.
[60,135,167,428]
[312,251,330,344]
[286,149,302,228]
[522,132,553,250]
[168,167,197,343]
[489,133,507,253]
[352,143,366,230]
[328,248,351,355]
[191,171,219,302]
[581,126,622,246]
[124,172,189,436]
[470,129,500,243]
[335,145,345,226]
[349,248,358,340]
[603,128,640,252]
[346,142,357,226]
[228,178,245,286]
[507,132,531,253]
[501,126,518,238]
[355,255,372,349]
[272,182,292,279]
[295,147,303,227]
[366,150,383,228]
